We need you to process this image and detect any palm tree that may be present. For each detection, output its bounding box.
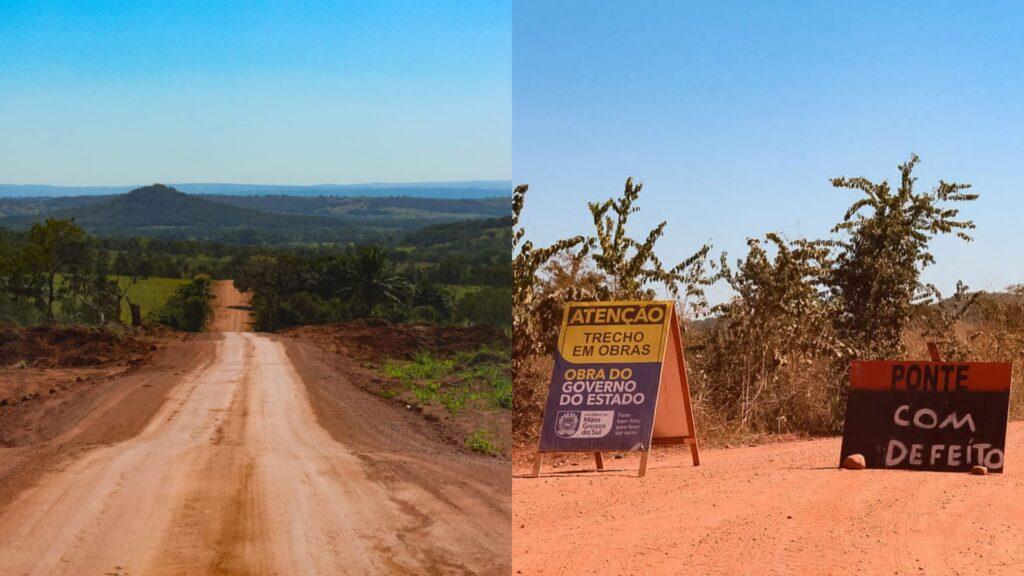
[337,246,409,317]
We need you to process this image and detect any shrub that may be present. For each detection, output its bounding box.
[693,234,845,434]
[513,156,985,444]
[409,305,442,324]
[155,275,213,332]
[456,287,512,327]
[464,429,498,455]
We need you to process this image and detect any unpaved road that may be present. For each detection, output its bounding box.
[212,279,251,332]
[514,423,1024,576]
[0,282,509,575]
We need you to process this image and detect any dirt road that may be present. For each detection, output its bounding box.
[514,423,1024,576]
[211,280,251,332]
[0,286,509,574]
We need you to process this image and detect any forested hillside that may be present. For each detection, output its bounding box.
[0,185,510,245]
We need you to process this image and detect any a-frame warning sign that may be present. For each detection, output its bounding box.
[532,301,700,477]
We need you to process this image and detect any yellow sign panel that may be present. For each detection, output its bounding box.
[556,301,671,364]
[536,300,701,477]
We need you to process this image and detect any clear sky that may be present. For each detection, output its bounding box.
[0,0,510,185]
[514,1,1024,303]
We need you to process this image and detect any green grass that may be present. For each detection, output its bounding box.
[464,429,499,456]
[376,388,401,400]
[116,276,190,323]
[382,350,454,381]
[442,284,485,300]
[49,274,189,324]
[452,346,512,409]
[380,346,510,417]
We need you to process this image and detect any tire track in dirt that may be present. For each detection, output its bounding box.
[514,424,1024,576]
[0,331,507,574]
[280,335,512,574]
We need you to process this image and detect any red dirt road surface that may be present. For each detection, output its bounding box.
[0,281,509,574]
[211,279,251,332]
[513,423,1024,576]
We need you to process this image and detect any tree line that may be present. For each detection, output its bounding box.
[514,155,1022,441]
[85,218,510,288]
[0,218,511,332]
[0,219,212,330]
[234,247,510,331]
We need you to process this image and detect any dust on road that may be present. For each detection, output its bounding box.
[514,423,1024,576]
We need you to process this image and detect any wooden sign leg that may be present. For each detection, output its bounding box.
[927,341,942,362]
[594,452,604,470]
[689,438,700,466]
[638,449,650,477]
[532,452,543,478]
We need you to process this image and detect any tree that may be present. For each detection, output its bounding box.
[455,287,512,327]
[156,275,213,332]
[512,185,589,358]
[0,230,46,323]
[24,219,89,320]
[234,254,315,331]
[410,282,453,321]
[0,232,42,316]
[112,238,153,325]
[829,154,977,356]
[701,234,843,432]
[64,254,119,324]
[334,246,409,318]
[586,178,714,314]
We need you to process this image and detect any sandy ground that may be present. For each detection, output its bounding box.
[513,422,1024,576]
[0,282,509,574]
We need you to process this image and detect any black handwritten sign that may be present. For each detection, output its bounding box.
[840,361,1012,473]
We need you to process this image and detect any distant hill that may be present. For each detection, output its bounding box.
[198,195,508,221]
[0,184,509,246]
[0,180,511,199]
[0,194,508,221]
[406,215,512,246]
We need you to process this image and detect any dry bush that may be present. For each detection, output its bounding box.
[830,154,976,358]
[513,156,1012,447]
[512,179,714,443]
[906,285,1024,419]
[688,234,847,436]
[951,287,1024,419]
[513,354,555,444]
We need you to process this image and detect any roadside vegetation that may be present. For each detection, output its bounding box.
[232,221,510,331]
[0,187,512,460]
[381,346,512,415]
[379,345,511,456]
[0,208,510,333]
[287,321,511,456]
[514,155,1024,446]
[154,275,214,332]
[0,219,212,329]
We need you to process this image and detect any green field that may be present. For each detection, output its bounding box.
[442,284,485,299]
[115,276,190,323]
[48,275,189,324]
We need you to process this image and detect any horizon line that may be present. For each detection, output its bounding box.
[0,179,513,188]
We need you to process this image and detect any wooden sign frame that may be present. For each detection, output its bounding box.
[532,302,700,478]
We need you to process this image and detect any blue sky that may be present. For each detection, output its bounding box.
[0,1,510,185]
[514,1,1024,302]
